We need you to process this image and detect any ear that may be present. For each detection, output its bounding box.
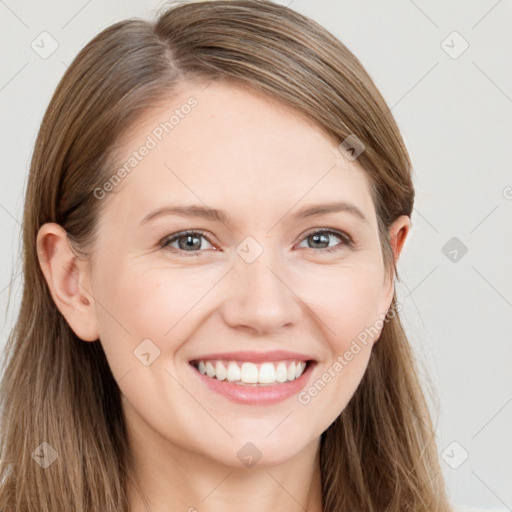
[389,214,410,266]
[36,222,99,342]
[381,214,411,310]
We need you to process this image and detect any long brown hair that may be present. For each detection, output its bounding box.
[0,1,452,510]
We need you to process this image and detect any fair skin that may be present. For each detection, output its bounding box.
[37,80,409,512]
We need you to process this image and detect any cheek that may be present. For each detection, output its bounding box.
[88,258,172,378]
[294,257,387,349]
[90,260,219,374]
[292,259,386,420]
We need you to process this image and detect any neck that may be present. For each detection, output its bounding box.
[126,416,323,512]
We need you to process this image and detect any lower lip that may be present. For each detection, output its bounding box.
[190,361,316,405]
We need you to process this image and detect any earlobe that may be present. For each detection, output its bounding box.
[36,223,99,342]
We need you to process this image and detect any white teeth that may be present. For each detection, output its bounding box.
[205,361,215,378]
[275,362,288,382]
[258,362,276,384]
[193,359,309,384]
[240,362,259,383]
[296,361,306,378]
[215,361,227,381]
[227,362,240,382]
[287,362,296,381]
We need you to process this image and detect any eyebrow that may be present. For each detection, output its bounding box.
[140,200,369,226]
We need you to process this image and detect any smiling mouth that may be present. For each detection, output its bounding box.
[190,359,314,386]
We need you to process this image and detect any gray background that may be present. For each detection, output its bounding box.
[1,0,511,509]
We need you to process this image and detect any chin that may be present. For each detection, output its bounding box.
[204,426,315,469]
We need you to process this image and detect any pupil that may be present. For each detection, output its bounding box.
[311,233,328,248]
[180,235,200,250]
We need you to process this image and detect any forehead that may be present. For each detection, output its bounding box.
[100,80,376,231]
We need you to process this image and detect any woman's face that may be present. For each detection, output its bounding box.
[69,80,408,467]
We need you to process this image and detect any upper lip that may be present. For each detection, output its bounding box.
[189,350,315,363]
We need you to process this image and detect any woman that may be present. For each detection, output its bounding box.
[0,1,458,510]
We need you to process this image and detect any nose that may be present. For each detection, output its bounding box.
[220,245,302,335]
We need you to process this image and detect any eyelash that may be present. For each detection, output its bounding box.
[159,228,353,257]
